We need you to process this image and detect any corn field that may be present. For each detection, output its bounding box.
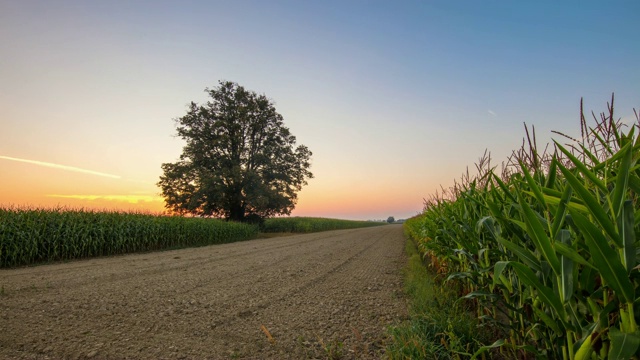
[262,217,386,233]
[0,208,258,268]
[405,97,640,359]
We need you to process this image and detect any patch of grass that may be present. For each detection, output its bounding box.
[387,238,490,359]
[262,217,386,233]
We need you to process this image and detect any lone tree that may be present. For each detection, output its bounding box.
[387,216,395,223]
[158,81,313,222]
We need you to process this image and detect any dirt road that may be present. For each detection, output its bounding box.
[0,225,407,359]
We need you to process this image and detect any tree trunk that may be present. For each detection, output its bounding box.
[228,197,245,222]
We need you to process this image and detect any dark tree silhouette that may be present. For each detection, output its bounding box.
[158,81,313,222]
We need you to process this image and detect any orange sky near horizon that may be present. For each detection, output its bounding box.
[0,154,426,220]
[2,2,637,221]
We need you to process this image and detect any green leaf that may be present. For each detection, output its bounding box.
[554,242,595,270]
[493,261,509,286]
[555,141,607,192]
[608,327,640,360]
[470,339,505,360]
[477,216,499,240]
[533,306,562,334]
[574,325,597,360]
[492,173,517,202]
[543,197,588,214]
[462,290,498,301]
[570,210,634,303]
[619,200,636,273]
[509,218,527,232]
[559,162,621,247]
[611,142,635,219]
[518,194,561,276]
[520,160,547,209]
[556,229,574,303]
[627,173,640,196]
[511,262,566,321]
[497,237,541,272]
[545,157,558,188]
[550,184,574,238]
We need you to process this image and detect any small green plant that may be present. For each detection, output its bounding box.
[317,336,344,360]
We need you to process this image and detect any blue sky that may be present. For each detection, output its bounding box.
[1,1,638,220]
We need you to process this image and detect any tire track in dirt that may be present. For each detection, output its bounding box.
[0,225,407,359]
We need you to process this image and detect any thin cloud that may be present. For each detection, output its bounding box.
[488,110,497,117]
[0,155,121,179]
[47,194,163,204]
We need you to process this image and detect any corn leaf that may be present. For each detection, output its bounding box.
[570,210,634,303]
[555,141,607,192]
[520,160,547,209]
[544,196,589,214]
[619,200,636,273]
[556,229,574,303]
[611,142,634,218]
[518,195,561,276]
[493,260,509,286]
[533,306,562,335]
[559,162,621,247]
[545,157,558,188]
[629,172,640,196]
[511,262,566,322]
[550,185,574,238]
[608,327,640,360]
[497,237,541,272]
[554,242,595,270]
[492,173,517,203]
[470,339,505,360]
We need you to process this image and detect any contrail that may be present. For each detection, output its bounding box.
[0,155,121,179]
[47,194,162,203]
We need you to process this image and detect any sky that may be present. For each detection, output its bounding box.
[1,1,638,220]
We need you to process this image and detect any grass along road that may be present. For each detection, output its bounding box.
[0,225,407,359]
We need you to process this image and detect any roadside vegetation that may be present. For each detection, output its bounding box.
[393,96,640,359]
[261,217,386,233]
[388,237,492,359]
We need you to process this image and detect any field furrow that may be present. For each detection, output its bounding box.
[0,226,406,359]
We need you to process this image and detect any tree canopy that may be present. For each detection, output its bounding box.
[158,81,313,222]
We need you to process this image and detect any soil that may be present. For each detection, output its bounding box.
[0,225,408,359]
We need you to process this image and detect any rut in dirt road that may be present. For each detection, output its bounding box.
[0,225,408,359]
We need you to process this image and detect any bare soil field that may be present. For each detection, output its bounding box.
[0,225,407,359]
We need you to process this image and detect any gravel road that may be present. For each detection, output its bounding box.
[0,225,407,359]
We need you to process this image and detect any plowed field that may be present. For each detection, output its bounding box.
[0,225,407,359]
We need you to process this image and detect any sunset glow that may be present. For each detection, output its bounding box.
[1,1,638,220]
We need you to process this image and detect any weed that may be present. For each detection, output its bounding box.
[317,336,345,360]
